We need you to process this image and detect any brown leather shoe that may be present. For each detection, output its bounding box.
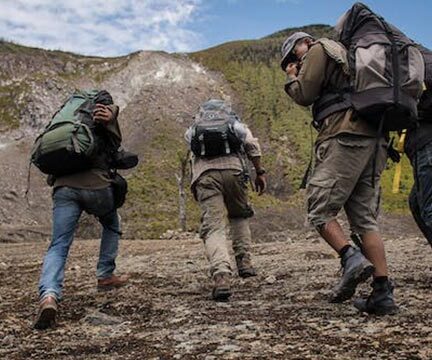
[97,274,129,291]
[34,295,57,330]
[236,254,257,278]
[212,273,231,301]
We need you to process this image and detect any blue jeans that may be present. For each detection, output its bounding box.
[38,186,121,300]
[409,142,432,247]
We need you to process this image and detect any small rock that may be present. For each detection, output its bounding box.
[265,275,276,284]
[2,335,14,346]
[216,344,241,353]
[3,192,17,201]
[64,61,76,73]
[83,310,123,326]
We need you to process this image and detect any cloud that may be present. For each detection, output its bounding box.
[0,0,203,56]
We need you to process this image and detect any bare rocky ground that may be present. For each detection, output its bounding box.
[1,218,431,359]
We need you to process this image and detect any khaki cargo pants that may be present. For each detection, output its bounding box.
[307,134,388,234]
[194,169,254,276]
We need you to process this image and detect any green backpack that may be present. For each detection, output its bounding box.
[31,89,111,176]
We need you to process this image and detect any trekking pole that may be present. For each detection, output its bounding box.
[24,160,32,206]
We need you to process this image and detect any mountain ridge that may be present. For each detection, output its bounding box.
[0,24,413,241]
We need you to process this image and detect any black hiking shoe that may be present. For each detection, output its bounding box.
[212,273,231,301]
[235,254,257,278]
[329,247,374,303]
[354,279,399,316]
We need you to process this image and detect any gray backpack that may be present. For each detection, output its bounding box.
[190,100,245,157]
[314,2,425,131]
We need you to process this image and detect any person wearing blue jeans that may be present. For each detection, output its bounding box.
[34,100,129,330]
[38,186,121,300]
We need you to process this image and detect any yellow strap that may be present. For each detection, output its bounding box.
[397,130,406,153]
[392,162,402,194]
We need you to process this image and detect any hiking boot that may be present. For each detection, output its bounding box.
[235,254,257,278]
[329,247,375,303]
[212,273,232,301]
[34,295,57,330]
[354,279,399,316]
[97,274,129,291]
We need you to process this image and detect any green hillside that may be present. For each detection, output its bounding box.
[0,25,413,240]
[191,24,413,215]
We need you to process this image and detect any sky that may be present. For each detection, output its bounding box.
[0,0,430,57]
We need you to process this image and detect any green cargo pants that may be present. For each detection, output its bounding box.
[194,169,254,276]
[307,134,388,234]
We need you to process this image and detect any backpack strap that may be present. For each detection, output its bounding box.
[315,39,350,76]
[312,92,352,130]
[310,40,352,129]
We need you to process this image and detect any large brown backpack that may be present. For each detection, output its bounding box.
[313,2,425,132]
[418,46,432,121]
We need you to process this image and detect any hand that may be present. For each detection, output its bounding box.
[285,62,299,77]
[93,104,113,124]
[255,175,267,196]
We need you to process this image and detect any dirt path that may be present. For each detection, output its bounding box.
[0,230,431,359]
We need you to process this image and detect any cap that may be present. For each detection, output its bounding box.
[280,31,313,70]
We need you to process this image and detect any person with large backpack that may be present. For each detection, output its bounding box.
[405,46,432,248]
[280,2,424,315]
[185,99,267,301]
[32,90,137,330]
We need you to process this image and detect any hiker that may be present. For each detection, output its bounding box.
[33,90,137,330]
[405,46,432,247]
[185,99,266,301]
[280,31,400,315]
[281,3,424,315]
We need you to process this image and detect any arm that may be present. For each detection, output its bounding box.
[93,104,122,144]
[93,104,117,124]
[250,156,266,195]
[284,43,328,106]
[242,126,261,159]
[184,127,192,144]
[242,127,266,195]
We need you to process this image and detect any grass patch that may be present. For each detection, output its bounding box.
[0,82,29,131]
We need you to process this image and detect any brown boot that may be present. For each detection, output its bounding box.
[236,254,257,278]
[212,273,231,301]
[34,295,57,330]
[97,274,129,291]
